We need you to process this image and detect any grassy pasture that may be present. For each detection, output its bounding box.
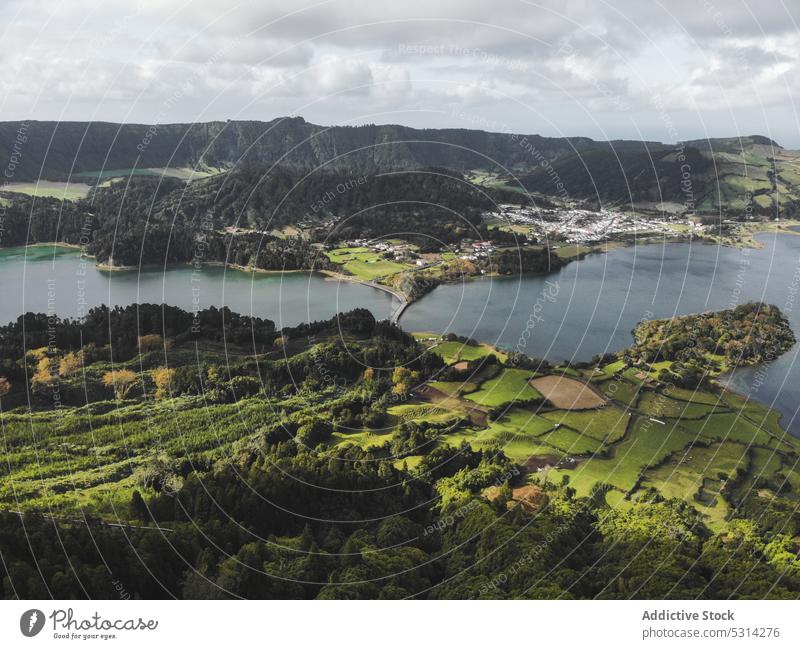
[549,417,698,495]
[663,387,723,405]
[427,381,479,397]
[331,430,392,449]
[431,340,507,364]
[536,427,604,455]
[638,391,724,419]
[464,368,541,408]
[325,247,411,281]
[678,412,782,447]
[1,181,91,199]
[386,402,457,424]
[642,442,749,529]
[437,408,558,461]
[541,405,631,443]
[599,378,642,406]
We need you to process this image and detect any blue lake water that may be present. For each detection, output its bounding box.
[3,234,800,433]
[0,246,398,329]
[400,233,800,434]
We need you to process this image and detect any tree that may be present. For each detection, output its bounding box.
[59,350,84,377]
[152,367,176,399]
[138,334,168,353]
[103,369,138,399]
[32,356,56,387]
[391,366,419,396]
[295,418,333,448]
[27,347,48,361]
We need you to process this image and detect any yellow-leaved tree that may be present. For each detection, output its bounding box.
[59,350,84,377]
[32,356,56,387]
[152,367,176,399]
[103,369,138,400]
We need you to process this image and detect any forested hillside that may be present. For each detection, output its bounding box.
[1,304,799,599]
[0,166,526,267]
[0,117,670,182]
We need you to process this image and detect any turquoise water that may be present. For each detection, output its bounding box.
[3,234,800,433]
[399,233,800,433]
[0,246,398,329]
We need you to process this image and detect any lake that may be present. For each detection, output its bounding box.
[3,234,800,433]
[400,232,800,434]
[0,245,399,329]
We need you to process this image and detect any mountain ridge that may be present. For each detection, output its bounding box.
[4,116,774,183]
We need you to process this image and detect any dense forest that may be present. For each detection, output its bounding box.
[1,304,800,599]
[624,302,796,386]
[0,166,526,267]
[0,118,672,182]
[2,119,796,218]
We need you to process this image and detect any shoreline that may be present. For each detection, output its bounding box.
[2,240,798,437]
[319,270,409,323]
[94,259,312,275]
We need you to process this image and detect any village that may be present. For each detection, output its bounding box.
[491,203,702,244]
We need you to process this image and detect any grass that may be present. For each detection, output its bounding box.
[598,378,642,406]
[553,245,590,260]
[464,368,541,408]
[548,417,698,496]
[428,381,478,397]
[394,455,424,470]
[536,427,604,455]
[386,402,458,424]
[431,340,508,364]
[325,247,411,281]
[731,447,786,502]
[490,408,555,436]
[1,181,91,200]
[638,391,724,419]
[678,412,783,448]
[541,405,631,443]
[73,168,160,180]
[642,442,749,530]
[663,387,724,405]
[437,408,558,462]
[331,430,391,449]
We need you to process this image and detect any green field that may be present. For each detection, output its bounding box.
[678,411,786,448]
[536,426,604,455]
[598,377,643,406]
[550,417,698,496]
[642,442,749,529]
[431,340,508,364]
[1,181,91,199]
[428,380,478,397]
[386,402,458,424]
[440,408,559,461]
[541,405,631,443]
[464,368,541,407]
[638,391,724,419]
[331,429,392,449]
[325,247,411,281]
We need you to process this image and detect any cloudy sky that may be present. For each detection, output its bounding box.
[1,0,799,145]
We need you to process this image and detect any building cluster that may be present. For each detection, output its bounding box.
[458,240,495,261]
[492,204,700,244]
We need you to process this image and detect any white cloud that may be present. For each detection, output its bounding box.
[0,0,798,145]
